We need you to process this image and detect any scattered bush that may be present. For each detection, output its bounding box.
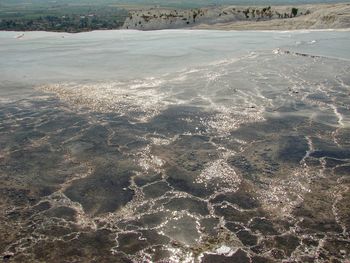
[291,8,298,17]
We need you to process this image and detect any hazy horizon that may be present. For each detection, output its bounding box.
[2,0,349,8]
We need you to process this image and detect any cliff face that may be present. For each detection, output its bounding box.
[122,3,350,30]
[123,8,218,30]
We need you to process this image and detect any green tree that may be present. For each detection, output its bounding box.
[291,8,298,17]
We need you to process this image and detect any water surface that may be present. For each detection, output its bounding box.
[0,30,349,262]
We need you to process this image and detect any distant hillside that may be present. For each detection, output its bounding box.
[1,0,348,9]
[0,3,128,32]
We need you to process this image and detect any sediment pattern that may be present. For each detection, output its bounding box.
[1,50,350,262]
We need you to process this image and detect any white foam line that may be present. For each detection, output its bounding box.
[301,136,315,165]
[330,104,345,146]
[331,105,345,128]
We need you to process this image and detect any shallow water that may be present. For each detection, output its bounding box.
[0,30,350,262]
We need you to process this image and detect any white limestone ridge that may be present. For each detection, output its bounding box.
[122,3,350,30]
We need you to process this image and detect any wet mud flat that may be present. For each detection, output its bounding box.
[1,51,350,262]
